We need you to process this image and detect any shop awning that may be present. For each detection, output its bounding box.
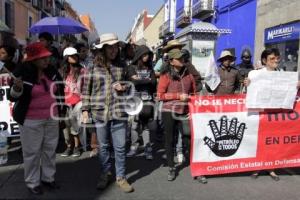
[175,21,231,38]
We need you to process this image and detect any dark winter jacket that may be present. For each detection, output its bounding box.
[237,62,254,80]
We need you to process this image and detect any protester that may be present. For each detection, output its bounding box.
[74,43,98,157]
[181,49,202,93]
[0,45,16,73]
[244,48,300,181]
[81,33,134,193]
[156,40,187,161]
[8,42,65,195]
[60,47,85,157]
[123,42,135,66]
[38,32,61,69]
[126,45,157,159]
[74,43,93,69]
[206,50,242,95]
[237,49,254,87]
[157,48,196,181]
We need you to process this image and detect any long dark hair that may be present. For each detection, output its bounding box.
[136,53,153,70]
[62,54,82,80]
[19,61,55,92]
[94,44,123,69]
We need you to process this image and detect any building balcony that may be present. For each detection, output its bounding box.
[192,0,215,20]
[176,7,192,28]
[162,20,175,36]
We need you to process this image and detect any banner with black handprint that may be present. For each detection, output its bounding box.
[189,94,300,176]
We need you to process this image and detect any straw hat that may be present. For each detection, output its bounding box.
[163,39,185,52]
[217,50,236,62]
[95,33,119,49]
[167,49,183,59]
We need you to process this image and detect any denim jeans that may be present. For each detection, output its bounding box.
[95,120,127,178]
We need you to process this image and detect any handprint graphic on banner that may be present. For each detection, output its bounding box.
[203,116,246,157]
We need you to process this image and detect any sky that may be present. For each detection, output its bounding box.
[69,0,164,40]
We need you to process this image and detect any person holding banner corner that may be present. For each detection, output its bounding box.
[244,48,300,181]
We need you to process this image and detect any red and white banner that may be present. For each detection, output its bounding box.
[0,74,20,137]
[189,94,300,177]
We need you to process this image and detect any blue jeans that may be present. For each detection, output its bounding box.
[95,120,127,178]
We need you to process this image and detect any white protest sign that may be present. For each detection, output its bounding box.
[205,53,221,91]
[0,74,20,137]
[246,70,298,109]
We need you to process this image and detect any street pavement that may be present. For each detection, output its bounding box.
[1,139,300,200]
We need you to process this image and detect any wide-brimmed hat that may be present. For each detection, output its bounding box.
[163,39,185,52]
[24,42,52,62]
[168,49,183,59]
[95,33,119,49]
[132,45,153,64]
[217,50,236,62]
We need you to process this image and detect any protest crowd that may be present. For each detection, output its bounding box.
[1,26,300,196]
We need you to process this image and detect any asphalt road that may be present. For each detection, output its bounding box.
[1,139,300,200]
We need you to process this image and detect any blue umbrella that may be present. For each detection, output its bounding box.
[29,16,88,34]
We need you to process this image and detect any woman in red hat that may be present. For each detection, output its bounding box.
[8,42,65,195]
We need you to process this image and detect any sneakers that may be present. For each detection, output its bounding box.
[167,167,176,181]
[72,147,81,157]
[116,178,134,193]
[61,147,72,157]
[177,153,185,164]
[144,145,153,160]
[126,145,138,157]
[96,172,111,190]
[196,175,207,184]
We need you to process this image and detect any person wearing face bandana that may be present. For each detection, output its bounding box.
[237,49,254,82]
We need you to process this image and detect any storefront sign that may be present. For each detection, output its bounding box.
[189,94,300,176]
[265,21,300,44]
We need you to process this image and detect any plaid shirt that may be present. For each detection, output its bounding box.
[81,64,128,122]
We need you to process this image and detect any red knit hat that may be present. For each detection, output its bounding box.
[24,42,52,62]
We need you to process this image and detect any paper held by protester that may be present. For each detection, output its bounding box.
[246,70,298,109]
[205,53,221,91]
